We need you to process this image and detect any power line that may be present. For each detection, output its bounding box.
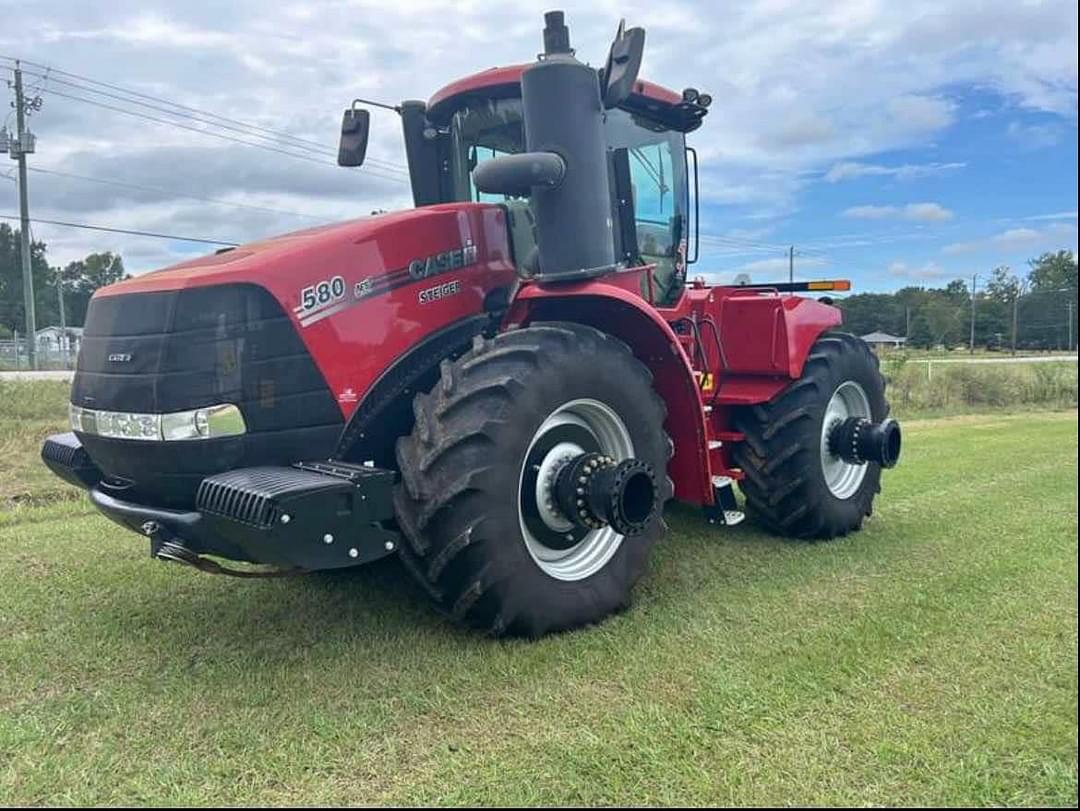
[38,85,411,186]
[7,58,409,175]
[0,213,239,245]
[28,166,329,222]
[699,232,828,258]
[22,69,409,175]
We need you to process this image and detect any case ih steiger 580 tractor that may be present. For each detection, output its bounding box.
[42,11,902,637]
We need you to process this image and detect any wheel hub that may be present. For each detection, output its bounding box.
[819,381,872,499]
[518,398,654,582]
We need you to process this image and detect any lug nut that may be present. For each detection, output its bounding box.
[280,514,291,524]
[384,540,395,551]
[348,548,359,559]
[323,533,334,544]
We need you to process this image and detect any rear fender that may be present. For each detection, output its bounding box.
[710,290,842,406]
[507,281,712,505]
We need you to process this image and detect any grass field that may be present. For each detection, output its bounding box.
[0,383,1077,805]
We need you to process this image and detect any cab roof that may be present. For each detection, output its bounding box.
[426,64,706,133]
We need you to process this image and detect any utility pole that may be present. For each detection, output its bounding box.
[1067,301,1073,352]
[788,245,795,286]
[1010,281,1024,357]
[56,274,68,367]
[969,272,978,354]
[5,63,39,369]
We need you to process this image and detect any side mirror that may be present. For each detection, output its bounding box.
[600,20,645,109]
[338,108,370,167]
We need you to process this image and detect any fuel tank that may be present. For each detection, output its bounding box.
[71,203,517,507]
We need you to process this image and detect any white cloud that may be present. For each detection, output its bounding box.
[888,260,953,281]
[843,202,955,221]
[824,161,966,183]
[843,205,900,219]
[904,202,955,222]
[1021,211,1078,222]
[885,95,955,133]
[736,255,828,275]
[943,222,1078,254]
[0,0,1075,272]
[1007,120,1066,149]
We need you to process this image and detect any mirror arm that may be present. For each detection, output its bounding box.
[351,97,402,115]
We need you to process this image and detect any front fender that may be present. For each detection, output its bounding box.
[507,279,712,505]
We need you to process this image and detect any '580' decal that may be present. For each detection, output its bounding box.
[293,240,478,328]
[300,276,346,311]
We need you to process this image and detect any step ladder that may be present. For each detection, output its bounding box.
[705,474,745,526]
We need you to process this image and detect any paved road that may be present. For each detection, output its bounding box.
[0,370,75,381]
[911,355,1077,365]
[2,355,1075,383]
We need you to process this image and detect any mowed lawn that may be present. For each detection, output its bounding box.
[0,383,1076,805]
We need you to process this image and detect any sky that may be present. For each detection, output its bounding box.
[1,0,1077,292]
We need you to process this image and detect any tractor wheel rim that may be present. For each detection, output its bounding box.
[820,380,872,499]
[519,398,635,582]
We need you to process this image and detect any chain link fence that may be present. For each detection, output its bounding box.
[0,338,78,370]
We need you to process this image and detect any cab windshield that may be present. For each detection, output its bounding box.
[449,98,687,264]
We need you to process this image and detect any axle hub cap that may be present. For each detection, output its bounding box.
[519,399,644,582]
[819,381,872,499]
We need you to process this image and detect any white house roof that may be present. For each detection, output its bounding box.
[36,326,84,336]
[861,331,906,343]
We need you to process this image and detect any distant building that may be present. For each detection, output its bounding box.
[35,326,83,354]
[860,331,906,350]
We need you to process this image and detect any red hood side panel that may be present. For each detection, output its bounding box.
[96,203,517,419]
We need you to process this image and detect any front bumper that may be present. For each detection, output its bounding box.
[42,432,400,571]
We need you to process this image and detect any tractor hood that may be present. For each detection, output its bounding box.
[71,202,517,508]
[97,204,499,300]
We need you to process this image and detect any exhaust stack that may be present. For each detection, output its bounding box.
[474,11,645,281]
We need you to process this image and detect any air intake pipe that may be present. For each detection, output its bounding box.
[472,11,619,281]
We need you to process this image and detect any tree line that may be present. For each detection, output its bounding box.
[2,224,1075,352]
[0,223,127,338]
[836,251,1078,350]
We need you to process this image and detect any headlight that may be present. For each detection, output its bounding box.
[69,403,246,441]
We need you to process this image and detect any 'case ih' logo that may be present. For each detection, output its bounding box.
[108,353,132,363]
[408,241,478,280]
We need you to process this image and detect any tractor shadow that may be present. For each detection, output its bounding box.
[88,502,806,678]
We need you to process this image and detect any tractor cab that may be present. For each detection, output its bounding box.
[342,43,711,305]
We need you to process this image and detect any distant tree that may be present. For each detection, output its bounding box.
[1020,252,1076,350]
[907,311,935,348]
[986,265,1021,304]
[0,224,127,331]
[1027,250,1078,296]
[59,252,128,326]
[835,292,904,336]
[0,223,58,334]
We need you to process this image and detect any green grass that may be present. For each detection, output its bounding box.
[0,381,80,514]
[0,386,1076,805]
[883,359,1077,414]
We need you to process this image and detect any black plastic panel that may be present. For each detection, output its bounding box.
[71,284,343,507]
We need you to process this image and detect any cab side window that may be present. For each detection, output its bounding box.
[627,143,676,258]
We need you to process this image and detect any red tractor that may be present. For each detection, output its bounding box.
[43,12,901,637]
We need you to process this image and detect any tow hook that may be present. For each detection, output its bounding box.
[141,521,305,579]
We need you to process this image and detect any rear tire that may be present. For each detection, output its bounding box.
[732,331,889,539]
[394,323,673,637]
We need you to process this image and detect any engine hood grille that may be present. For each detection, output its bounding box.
[72,283,343,507]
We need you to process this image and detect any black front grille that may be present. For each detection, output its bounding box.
[72,283,344,507]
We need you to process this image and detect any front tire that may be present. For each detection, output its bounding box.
[394,323,672,637]
[732,332,890,539]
